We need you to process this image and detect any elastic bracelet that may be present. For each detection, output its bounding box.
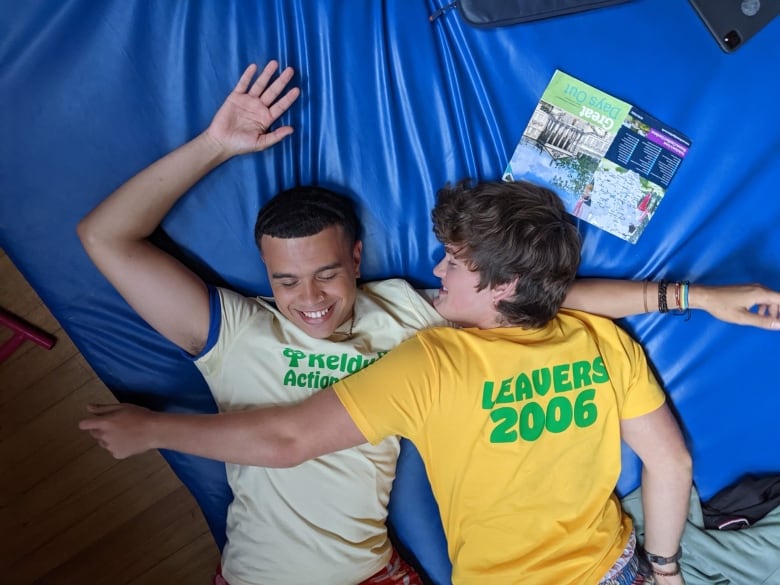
[674,281,682,312]
[643,280,649,313]
[674,280,691,320]
[657,280,669,313]
[646,546,682,565]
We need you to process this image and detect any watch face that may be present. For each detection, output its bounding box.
[645,546,683,565]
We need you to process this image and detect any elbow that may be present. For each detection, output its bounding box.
[267,437,309,468]
[665,443,693,482]
[646,444,693,487]
[76,214,98,253]
[244,431,312,469]
[678,448,693,484]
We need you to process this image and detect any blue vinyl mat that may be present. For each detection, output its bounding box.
[2,1,779,582]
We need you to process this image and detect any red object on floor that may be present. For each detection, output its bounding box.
[0,307,56,363]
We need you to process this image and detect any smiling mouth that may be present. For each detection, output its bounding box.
[299,305,333,320]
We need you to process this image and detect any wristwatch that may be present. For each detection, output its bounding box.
[645,546,682,565]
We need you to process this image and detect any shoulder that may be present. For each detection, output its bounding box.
[558,309,634,340]
[360,278,418,298]
[359,278,445,327]
[556,309,647,370]
[212,286,278,331]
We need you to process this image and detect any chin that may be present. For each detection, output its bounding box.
[303,325,335,339]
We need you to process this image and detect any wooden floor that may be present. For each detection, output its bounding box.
[0,249,220,585]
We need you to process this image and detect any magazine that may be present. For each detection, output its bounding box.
[503,70,691,243]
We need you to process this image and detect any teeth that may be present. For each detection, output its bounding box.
[302,307,330,319]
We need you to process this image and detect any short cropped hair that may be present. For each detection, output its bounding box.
[431,180,581,328]
[254,186,360,251]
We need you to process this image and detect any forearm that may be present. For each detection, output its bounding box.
[564,278,709,319]
[148,408,305,467]
[640,455,692,575]
[78,131,230,243]
[134,388,364,467]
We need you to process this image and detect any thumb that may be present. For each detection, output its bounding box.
[86,403,124,415]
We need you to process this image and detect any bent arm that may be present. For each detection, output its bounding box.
[77,135,227,353]
[77,62,299,354]
[79,387,365,466]
[565,278,780,329]
[621,404,692,584]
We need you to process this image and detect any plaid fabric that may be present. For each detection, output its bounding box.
[213,564,228,585]
[359,549,424,585]
[598,530,648,585]
[212,549,423,585]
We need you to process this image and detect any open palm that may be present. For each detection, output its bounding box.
[207,61,301,155]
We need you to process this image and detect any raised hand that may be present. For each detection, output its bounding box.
[79,403,158,459]
[205,60,301,156]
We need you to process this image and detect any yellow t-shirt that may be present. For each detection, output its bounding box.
[334,309,666,585]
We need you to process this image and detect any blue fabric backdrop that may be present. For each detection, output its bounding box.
[2,1,779,582]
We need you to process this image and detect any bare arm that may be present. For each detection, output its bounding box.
[76,61,300,354]
[620,404,692,585]
[79,387,365,467]
[565,279,780,329]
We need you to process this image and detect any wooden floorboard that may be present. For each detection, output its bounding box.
[0,249,219,584]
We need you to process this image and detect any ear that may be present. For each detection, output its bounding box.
[352,240,363,278]
[491,277,518,304]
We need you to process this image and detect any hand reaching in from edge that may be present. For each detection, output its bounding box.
[79,403,158,459]
[694,283,780,330]
[205,60,301,156]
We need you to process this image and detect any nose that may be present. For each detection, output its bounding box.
[300,279,325,305]
[433,256,446,278]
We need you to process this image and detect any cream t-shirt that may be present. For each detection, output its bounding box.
[194,278,443,585]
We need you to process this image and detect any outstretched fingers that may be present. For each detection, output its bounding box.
[268,85,301,120]
[239,60,300,145]
[234,63,260,94]
[258,64,295,107]
[247,60,281,98]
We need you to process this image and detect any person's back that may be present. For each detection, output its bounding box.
[333,180,691,584]
[336,308,663,584]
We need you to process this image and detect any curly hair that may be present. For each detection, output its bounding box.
[254,186,359,251]
[431,180,580,328]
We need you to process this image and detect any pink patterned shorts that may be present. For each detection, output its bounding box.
[598,530,648,585]
[213,548,423,585]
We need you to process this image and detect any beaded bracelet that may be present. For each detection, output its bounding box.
[657,280,669,313]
